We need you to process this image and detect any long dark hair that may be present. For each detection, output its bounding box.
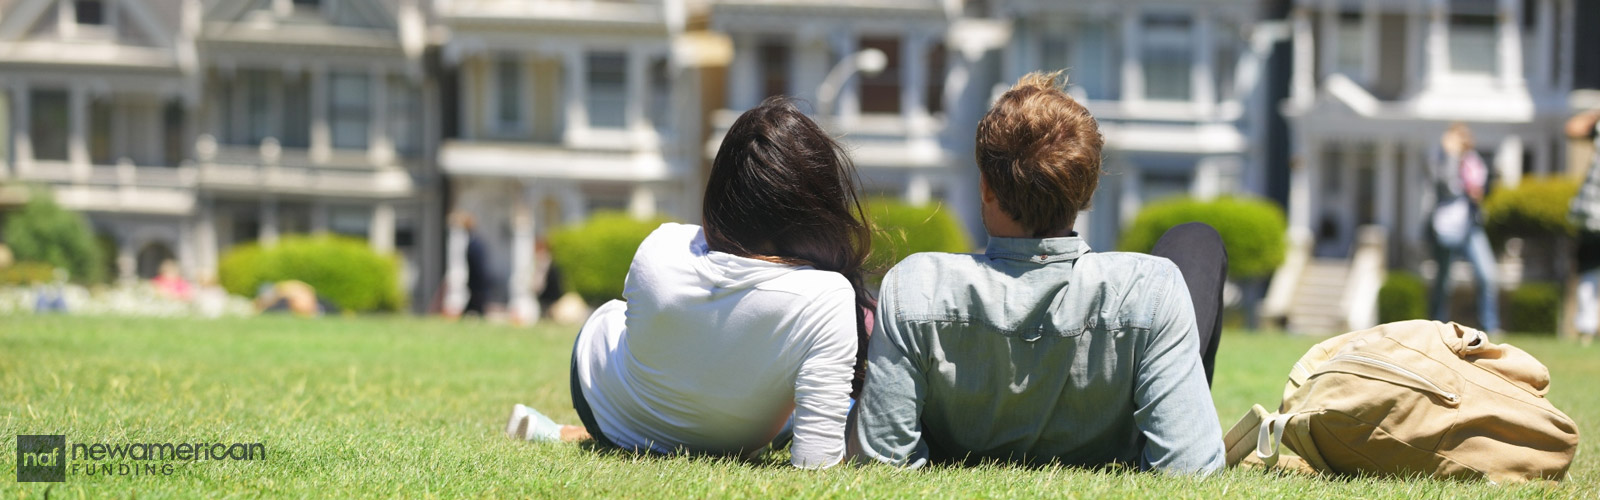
[703,96,874,397]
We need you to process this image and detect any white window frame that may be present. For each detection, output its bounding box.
[489,53,528,138]
[328,71,371,150]
[1139,10,1196,103]
[1444,7,1500,80]
[585,50,630,132]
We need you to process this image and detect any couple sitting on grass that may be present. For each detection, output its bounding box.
[506,72,1226,473]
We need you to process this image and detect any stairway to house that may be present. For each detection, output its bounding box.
[1287,259,1351,335]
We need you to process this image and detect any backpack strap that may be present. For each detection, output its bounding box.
[1256,412,1295,468]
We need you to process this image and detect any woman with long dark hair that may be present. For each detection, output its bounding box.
[505,97,873,468]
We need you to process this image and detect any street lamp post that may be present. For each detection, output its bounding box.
[816,47,888,124]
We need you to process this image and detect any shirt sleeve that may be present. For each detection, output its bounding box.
[789,286,858,469]
[1132,263,1226,474]
[846,270,930,468]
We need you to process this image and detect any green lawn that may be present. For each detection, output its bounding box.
[1,315,1595,498]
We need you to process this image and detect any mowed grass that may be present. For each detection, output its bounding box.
[1,315,1597,499]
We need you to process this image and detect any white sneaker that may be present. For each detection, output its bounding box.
[504,403,563,442]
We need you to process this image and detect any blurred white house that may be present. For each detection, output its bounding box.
[433,0,720,322]
[707,0,1005,244]
[993,0,1280,252]
[1264,0,1586,333]
[0,0,446,311]
[2,0,1597,325]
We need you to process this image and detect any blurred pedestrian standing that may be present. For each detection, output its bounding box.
[1568,111,1600,344]
[445,211,492,319]
[1429,123,1499,334]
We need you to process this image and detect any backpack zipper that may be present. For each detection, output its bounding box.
[1325,353,1461,403]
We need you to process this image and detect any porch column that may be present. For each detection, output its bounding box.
[1497,0,1524,89]
[68,84,89,181]
[1318,0,1337,81]
[1121,8,1143,102]
[728,33,760,110]
[794,30,827,105]
[1290,139,1316,234]
[1496,135,1524,188]
[1426,0,1449,89]
[117,239,136,283]
[369,65,392,164]
[1533,0,1554,90]
[903,31,930,130]
[906,173,932,207]
[1557,0,1574,91]
[196,196,218,283]
[370,202,395,253]
[1404,0,1428,96]
[628,183,657,219]
[1193,9,1215,114]
[1291,7,1315,105]
[563,49,588,143]
[443,210,469,316]
[560,183,587,225]
[1119,164,1142,227]
[829,31,859,126]
[508,190,537,325]
[1376,140,1398,231]
[259,196,279,246]
[1402,143,1426,252]
[311,202,329,234]
[626,47,647,134]
[310,63,330,163]
[11,83,30,176]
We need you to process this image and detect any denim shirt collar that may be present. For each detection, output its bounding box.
[984,234,1092,264]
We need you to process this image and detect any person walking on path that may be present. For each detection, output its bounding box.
[1568,111,1600,343]
[1428,123,1500,334]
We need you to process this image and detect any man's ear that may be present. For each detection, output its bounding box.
[980,175,995,204]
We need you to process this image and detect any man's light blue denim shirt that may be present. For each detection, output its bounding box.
[848,236,1225,473]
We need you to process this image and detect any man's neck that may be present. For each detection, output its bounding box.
[987,227,1075,239]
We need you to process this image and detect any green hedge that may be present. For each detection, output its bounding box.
[3,192,105,284]
[1504,282,1561,334]
[1119,196,1288,279]
[866,199,973,276]
[217,235,404,312]
[548,212,671,305]
[1377,272,1428,324]
[1483,176,1580,244]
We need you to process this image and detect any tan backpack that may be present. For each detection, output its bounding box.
[1224,320,1579,482]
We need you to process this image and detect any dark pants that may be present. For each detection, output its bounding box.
[1150,223,1228,386]
[570,338,617,448]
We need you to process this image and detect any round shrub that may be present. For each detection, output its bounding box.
[1119,196,1288,279]
[1377,272,1428,324]
[2,191,105,283]
[866,198,973,276]
[1483,176,1580,244]
[548,212,671,305]
[218,243,267,297]
[1504,282,1561,334]
[217,235,403,312]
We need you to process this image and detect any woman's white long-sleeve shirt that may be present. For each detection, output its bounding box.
[572,223,857,468]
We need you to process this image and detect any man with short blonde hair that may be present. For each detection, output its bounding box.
[850,72,1226,473]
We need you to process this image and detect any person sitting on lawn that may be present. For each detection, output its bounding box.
[849,72,1227,473]
[506,96,873,469]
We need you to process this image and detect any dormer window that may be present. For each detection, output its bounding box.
[75,0,105,25]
